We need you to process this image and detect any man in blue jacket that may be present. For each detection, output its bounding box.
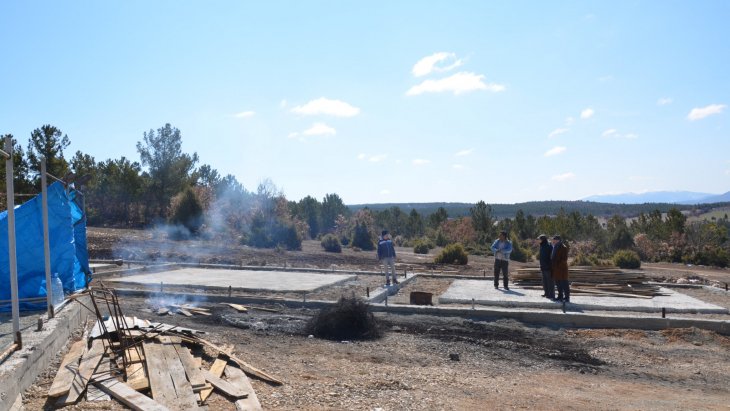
[491,230,513,289]
[377,230,398,286]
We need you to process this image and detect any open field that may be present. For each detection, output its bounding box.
[9,227,730,410]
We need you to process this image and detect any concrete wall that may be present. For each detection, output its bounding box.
[0,297,89,411]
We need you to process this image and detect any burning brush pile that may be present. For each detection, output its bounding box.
[46,287,281,410]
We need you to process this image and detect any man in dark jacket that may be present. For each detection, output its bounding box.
[538,234,554,299]
[377,230,398,286]
[551,235,570,302]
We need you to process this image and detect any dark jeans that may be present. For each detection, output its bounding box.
[541,270,555,298]
[494,259,509,288]
[556,280,570,301]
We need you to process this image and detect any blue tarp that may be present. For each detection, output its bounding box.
[0,182,90,311]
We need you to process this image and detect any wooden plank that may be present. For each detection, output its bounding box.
[48,339,87,397]
[221,303,248,312]
[225,365,262,411]
[203,370,249,399]
[87,355,112,402]
[191,337,283,385]
[176,308,193,317]
[157,308,169,315]
[157,336,200,410]
[173,345,206,389]
[56,339,107,405]
[199,345,231,402]
[144,341,179,409]
[95,379,172,411]
[126,346,149,391]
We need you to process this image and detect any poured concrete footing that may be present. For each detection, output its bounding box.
[0,298,89,411]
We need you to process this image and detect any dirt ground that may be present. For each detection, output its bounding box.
[17,228,730,410]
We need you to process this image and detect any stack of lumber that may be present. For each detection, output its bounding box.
[154,303,212,317]
[513,266,666,298]
[48,317,279,410]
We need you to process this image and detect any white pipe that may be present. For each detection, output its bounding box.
[41,157,53,318]
[5,136,20,345]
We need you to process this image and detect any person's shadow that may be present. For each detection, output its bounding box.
[498,289,524,296]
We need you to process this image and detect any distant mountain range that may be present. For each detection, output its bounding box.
[582,191,730,204]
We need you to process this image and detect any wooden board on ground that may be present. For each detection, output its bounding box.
[199,345,232,402]
[203,370,248,399]
[95,379,172,411]
[221,303,248,312]
[225,364,261,411]
[173,344,206,389]
[126,346,150,391]
[48,339,87,397]
[192,337,283,385]
[144,340,180,409]
[56,339,107,405]
[158,336,201,409]
[87,354,112,402]
[176,308,193,317]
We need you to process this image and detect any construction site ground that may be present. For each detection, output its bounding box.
[7,228,730,410]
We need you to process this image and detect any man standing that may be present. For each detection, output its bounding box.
[377,230,398,286]
[538,234,554,299]
[491,230,513,290]
[551,235,570,302]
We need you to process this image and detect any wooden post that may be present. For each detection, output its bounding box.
[366,287,370,298]
[662,307,666,318]
[228,285,232,297]
[5,136,21,348]
[41,157,54,318]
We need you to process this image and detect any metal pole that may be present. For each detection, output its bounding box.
[5,136,21,347]
[41,157,54,318]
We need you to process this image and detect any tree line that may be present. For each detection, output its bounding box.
[2,123,728,267]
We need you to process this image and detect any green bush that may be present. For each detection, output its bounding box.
[435,230,448,247]
[169,187,203,237]
[685,247,729,268]
[247,213,302,250]
[613,250,641,269]
[572,252,599,267]
[434,243,468,265]
[509,240,531,263]
[413,240,430,254]
[351,222,375,251]
[321,234,342,253]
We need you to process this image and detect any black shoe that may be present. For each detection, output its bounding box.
[564,299,570,303]
[393,279,399,285]
[504,287,510,290]
[494,285,499,289]
[541,294,547,297]
[386,281,391,286]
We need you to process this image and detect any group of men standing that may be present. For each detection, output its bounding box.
[378,228,570,303]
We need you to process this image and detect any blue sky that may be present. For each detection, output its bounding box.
[1,1,728,204]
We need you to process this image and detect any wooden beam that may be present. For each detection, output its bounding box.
[199,344,232,402]
[157,336,200,410]
[56,339,107,405]
[184,337,283,385]
[48,339,87,397]
[225,365,262,411]
[87,354,112,402]
[143,341,178,409]
[125,346,149,391]
[95,379,171,411]
[203,370,249,399]
[173,345,206,389]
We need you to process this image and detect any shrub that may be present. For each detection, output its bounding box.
[572,252,599,267]
[247,213,302,250]
[685,247,729,268]
[320,234,342,253]
[509,240,531,263]
[434,243,468,265]
[351,222,375,251]
[305,296,381,340]
[413,240,429,254]
[435,230,448,247]
[169,187,203,236]
[613,250,641,269]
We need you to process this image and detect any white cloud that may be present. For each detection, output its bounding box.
[687,104,726,121]
[580,108,595,119]
[369,154,388,162]
[452,164,464,170]
[357,153,366,160]
[412,159,430,166]
[234,110,255,118]
[657,97,673,106]
[303,122,336,136]
[291,97,360,117]
[287,132,299,139]
[552,172,576,181]
[602,129,638,139]
[601,129,617,137]
[548,128,569,138]
[544,146,567,157]
[455,148,473,156]
[406,72,505,96]
[412,52,464,77]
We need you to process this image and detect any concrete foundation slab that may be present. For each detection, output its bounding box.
[439,280,729,314]
[106,268,356,293]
